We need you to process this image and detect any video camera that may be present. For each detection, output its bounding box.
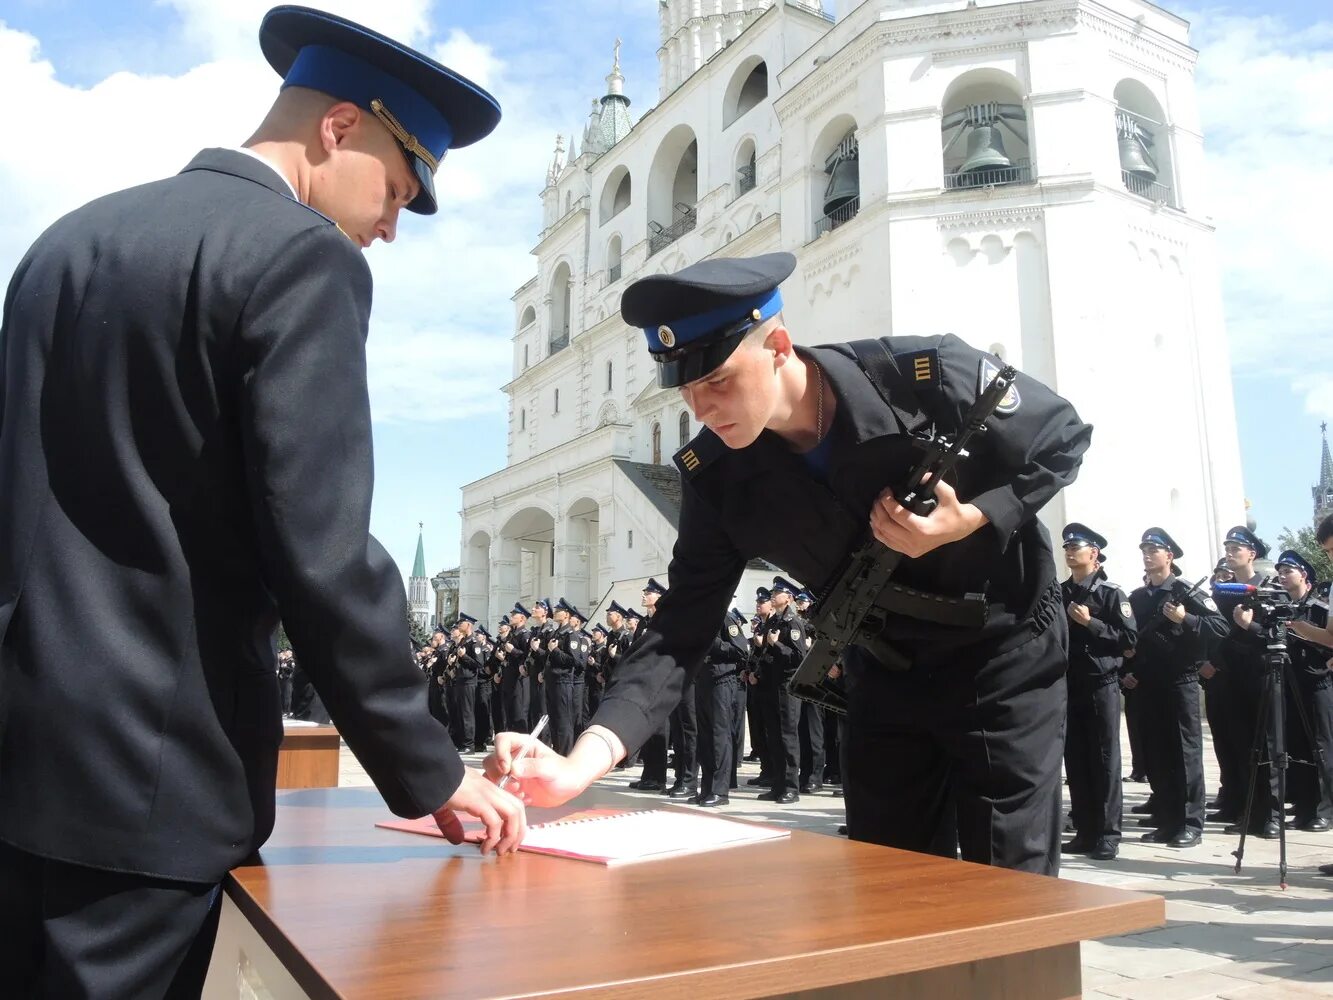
[1214,578,1296,630]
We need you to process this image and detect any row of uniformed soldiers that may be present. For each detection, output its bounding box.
[421,598,649,756]
[1059,521,1333,863]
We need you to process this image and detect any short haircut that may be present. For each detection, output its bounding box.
[1318,515,1333,545]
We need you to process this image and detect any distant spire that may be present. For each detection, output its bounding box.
[412,523,427,579]
[1314,423,1333,528]
[598,37,634,151]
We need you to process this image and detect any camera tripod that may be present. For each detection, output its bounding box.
[1231,621,1331,888]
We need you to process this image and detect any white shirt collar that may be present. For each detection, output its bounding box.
[233,147,298,200]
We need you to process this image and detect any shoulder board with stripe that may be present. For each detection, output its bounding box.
[674,429,726,480]
[893,348,941,388]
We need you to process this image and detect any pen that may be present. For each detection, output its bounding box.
[498,714,549,791]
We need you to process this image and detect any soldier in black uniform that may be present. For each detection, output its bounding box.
[570,609,590,734]
[426,632,451,730]
[1212,526,1281,837]
[1125,529,1226,847]
[729,607,751,789]
[1274,551,1333,830]
[473,624,495,750]
[694,610,750,806]
[488,251,1091,876]
[1059,523,1136,861]
[502,605,532,733]
[485,619,509,739]
[545,600,587,755]
[758,577,807,804]
[790,582,826,795]
[630,582,673,793]
[526,599,555,737]
[277,648,296,717]
[744,588,773,779]
[587,624,609,719]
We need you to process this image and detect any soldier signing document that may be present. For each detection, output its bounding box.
[0,6,526,995]
[487,250,1092,876]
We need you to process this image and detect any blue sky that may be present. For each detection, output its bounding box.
[1,0,1330,584]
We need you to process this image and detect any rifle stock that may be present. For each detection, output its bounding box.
[788,364,1018,715]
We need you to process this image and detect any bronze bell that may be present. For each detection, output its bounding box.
[959,124,1011,174]
[823,158,860,217]
[1118,133,1157,180]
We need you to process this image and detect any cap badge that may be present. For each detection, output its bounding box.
[658,325,676,348]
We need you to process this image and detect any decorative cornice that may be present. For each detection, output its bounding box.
[802,239,862,280]
[936,206,1045,233]
[1109,49,1167,83]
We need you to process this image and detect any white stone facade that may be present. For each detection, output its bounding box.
[459,0,1246,621]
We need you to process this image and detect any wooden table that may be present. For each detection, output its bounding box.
[276,725,341,790]
[203,787,1162,999]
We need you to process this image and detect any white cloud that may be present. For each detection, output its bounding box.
[0,7,564,427]
[1188,11,1333,417]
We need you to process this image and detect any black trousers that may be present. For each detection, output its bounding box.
[548,671,577,756]
[428,676,450,729]
[488,676,506,736]
[475,679,493,748]
[638,721,670,784]
[671,675,699,789]
[1201,671,1238,812]
[746,678,767,765]
[502,673,528,733]
[0,840,222,999]
[1287,672,1333,824]
[1143,676,1206,835]
[759,674,801,794]
[697,672,741,798]
[799,701,825,788]
[529,672,550,744]
[1064,680,1123,844]
[823,708,842,783]
[843,621,1068,875]
[1123,684,1149,779]
[453,677,478,749]
[731,679,747,788]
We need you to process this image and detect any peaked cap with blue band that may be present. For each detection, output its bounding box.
[1140,527,1183,560]
[621,252,797,388]
[511,603,530,617]
[259,5,501,216]
[608,601,629,618]
[1224,525,1270,559]
[1275,549,1316,580]
[771,576,799,597]
[1063,522,1108,563]
[643,578,667,596]
[755,586,772,603]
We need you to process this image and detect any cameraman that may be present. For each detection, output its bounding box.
[1272,552,1333,832]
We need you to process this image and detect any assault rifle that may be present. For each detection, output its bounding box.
[1136,576,1211,645]
[788,364,1018,715]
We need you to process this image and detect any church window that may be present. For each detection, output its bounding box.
[678,411,690,448]
[606,360,614,392]
[554,388,560,414]
[651,421,661,465]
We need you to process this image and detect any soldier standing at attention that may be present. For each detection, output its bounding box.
[1059,523,1136,861]
[490,252,1090,875]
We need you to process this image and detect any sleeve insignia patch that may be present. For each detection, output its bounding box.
[1121,602,1132,618]
[728,624,739,637]
[790,629,801,642]
[979,357,1020,415]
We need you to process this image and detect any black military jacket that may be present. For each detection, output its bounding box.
[1127,573,1226,684]
[505,625,530,683]
[1290,585,1332,679]
[455,633,486,678]
[761,606,809,682]
[1061,570,1137,690]
[593,335,1090,752]
[529,618,557,681]
[705,618,749,680]
[547,624,590,674]
[0,150,462,881]
[1212,576,1269,679]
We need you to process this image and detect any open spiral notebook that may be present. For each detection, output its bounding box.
[377,807,789,866]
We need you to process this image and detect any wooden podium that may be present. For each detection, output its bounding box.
[204,787,1162,999]
[276,724,340,790]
